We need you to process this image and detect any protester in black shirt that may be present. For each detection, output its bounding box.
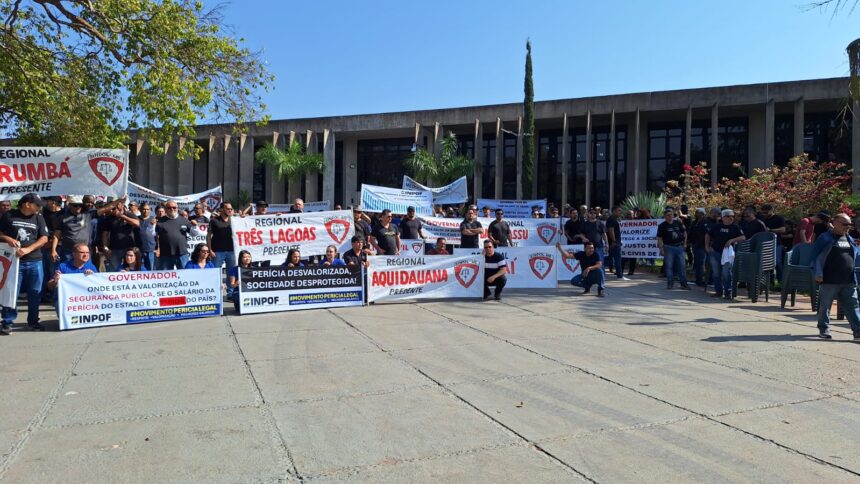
[579,209,608,265]
[657,208,690,290]
[352,206,372,246]
[101,200,141,271]
[156,201,197,270]
[487,209,512,247]
[760,204,787,280]
[705,209,745,300]
[288,198,303,213]
[189,203,209,224]
[208,202,236,293]
[459,208,483,249]
[0,193,50,332]
[689,208,710,287]
[739,206,767,239]
[605,206,627,279]
[483,240,507,300]
[369,209,401,255]
[811,213,860,340]
[342,236,369,267]
[399,206,424,240]
[557,241,605,297]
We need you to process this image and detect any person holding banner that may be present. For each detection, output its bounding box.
[184,243,216,269]
[118,248,147,272]
[101,198,141,271]
[284,249,305,268]
[320,245,347,267]
[208,202,236,288]
[656,208,691,290]
[460,209,483,249]
[45,243,98,313]
[556,242,606,297]
[228,250,252,313]
[483,240,507,301]
[427,237,450,255]
[0,193,50,332]
[369,210,401,255]
[289,198,304,213]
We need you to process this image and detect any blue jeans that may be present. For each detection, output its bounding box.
[41,248,55,294]
[215,251,236,297]
[141,251,156,271]
[709,251,733,297]
[157,254,189,271]
[817,284,860,335]
[693,247,708,285]
[581,267,605,291]
[663,245,688,288]
[108,250,125,272]
[3,260,44,325]
[608,244,623,278]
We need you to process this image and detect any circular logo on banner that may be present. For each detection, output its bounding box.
[529,254,554,280]
[454,262,479,288]
[88,156,124,186]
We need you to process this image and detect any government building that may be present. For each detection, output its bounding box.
[128,77,858,209]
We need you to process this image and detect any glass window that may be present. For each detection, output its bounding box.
[357,138,413,190]
[774,115,793,166]
[482,135,496,198]
[647,123,685,193]
[537,129,562,206]
[803,112,852,164]
[252,144,266,202]
[502,133,517,199]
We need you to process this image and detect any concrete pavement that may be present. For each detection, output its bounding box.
[1,276,859,482]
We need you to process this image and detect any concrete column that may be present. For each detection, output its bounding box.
[764,98,775,167]
[710,104,719,188]
[268,131,286,203]
[794,97,805,157]
[177,137,193,195]
[561,112,569,208]
[433,122,443,157]
[323,129,336,203]
[631,108,642,194]
[207,135,223,193]
[304,130,319,201]
[163,139,180,195]
[193,138,208,191]
[238,134,254,201]
[585,110,592,206]
[495,118,503,199]
[149,143,164,193]
[853,100,860,192]
[223,134,238,201]
[287,131,301,201]
[134,139,148,186]
[609,110,616,206]
[685,106,692,166]
[515,116,523,200]
[342,137,358,205]
[473,119,483,200]
[414,123,422,147]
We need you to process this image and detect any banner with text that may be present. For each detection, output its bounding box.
[57,269,222,331]
[402,175,468,204]
[360,184,433,216]
[476,199,547,218]
[0,243,19,307]
[477,217,562,247]
[367,255,484,302]
[454,246,558,289]
[266,200,331,214]
[557,245,585,281]
[0,147,129,200]
[238,265,363,314]
[620,219,661,259]
[128,182,222,212]
[417,216,472,245]
[231,210,354,264]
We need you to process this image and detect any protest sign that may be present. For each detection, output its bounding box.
[57,269,222,331]
[231,210,354,264]
[477,217,562,246]
[454,246,558,289]
[267,200,331,214]
[402,175,468,204]
[0,243,19,307]
[0,147,128,200]
[367,255,484,302]
[360,184,433,216]
[417,216,475,245]
[620,219,661,258]
[128,182,222,212]
[476,199,547,218]
[187,222,208,254]
[556,244,585,281]
[399,239,425,256]
[238,265,363,314]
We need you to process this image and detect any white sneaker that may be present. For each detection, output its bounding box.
[620,276,631,281]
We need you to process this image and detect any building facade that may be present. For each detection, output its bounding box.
[129,77,859,208]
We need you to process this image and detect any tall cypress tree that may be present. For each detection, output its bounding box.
[522,39,535,199]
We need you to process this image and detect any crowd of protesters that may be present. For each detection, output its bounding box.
[0,193,857,344]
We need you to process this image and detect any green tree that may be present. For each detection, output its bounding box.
[522,39,535,198]
[255,140,325,182]
[405,132,475,186]
[0,0,272,159]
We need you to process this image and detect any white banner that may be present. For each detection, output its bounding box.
[367,255,484,302]
[360,184,433,216]
[477,217,562,247]
[454,246,557,289]
[267,200,331,214]
[187,222,208,254]
[128,182,222,212]
[402,176,468,204]
[477,199,547,218]
[399,239,425,256]
[0,243,19,307]
[620,219,661,259]
[557,245,585,281]
[57,269,222,331]
[417,216,473,245]
[230,210,354,264]
[238,265,363,314]
[0,147,128,200]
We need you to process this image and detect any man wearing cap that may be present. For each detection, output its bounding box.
[352,206,372,247]
[705,209,746,300]
[689,208,710,287]
[657,207,690,290]
[811,213,860,341]
[399,206,424,241]
[487,209,513,247]
[289,198,304,214]
[0,194,50,333]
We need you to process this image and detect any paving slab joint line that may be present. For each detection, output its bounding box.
[266,383,437,406]
[93,331,232,344]
[444,367,582,387]
[246,349,383,362]
[417,305,860,479]
[326,309,599,483]
[707,392,860,419]
[0,328,100,479]
[224,315,303,482]
[70,360,235,377]
[37,402,260,430]
[534,414,703,445]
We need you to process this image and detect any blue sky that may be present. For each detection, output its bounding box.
[212,0,858,120]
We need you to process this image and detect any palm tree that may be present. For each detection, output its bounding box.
[405,132,476,186]
[255,140,325,181]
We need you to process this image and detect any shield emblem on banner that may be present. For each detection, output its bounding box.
[411,242,423,254]
[537,224,558,245]
[529,255,554,280]
[202,195,221,211]
[562,257,580,274]
[325,219,350,244]
[454,262,479,288]
[0,255,10,289]
[88,156,124,186]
